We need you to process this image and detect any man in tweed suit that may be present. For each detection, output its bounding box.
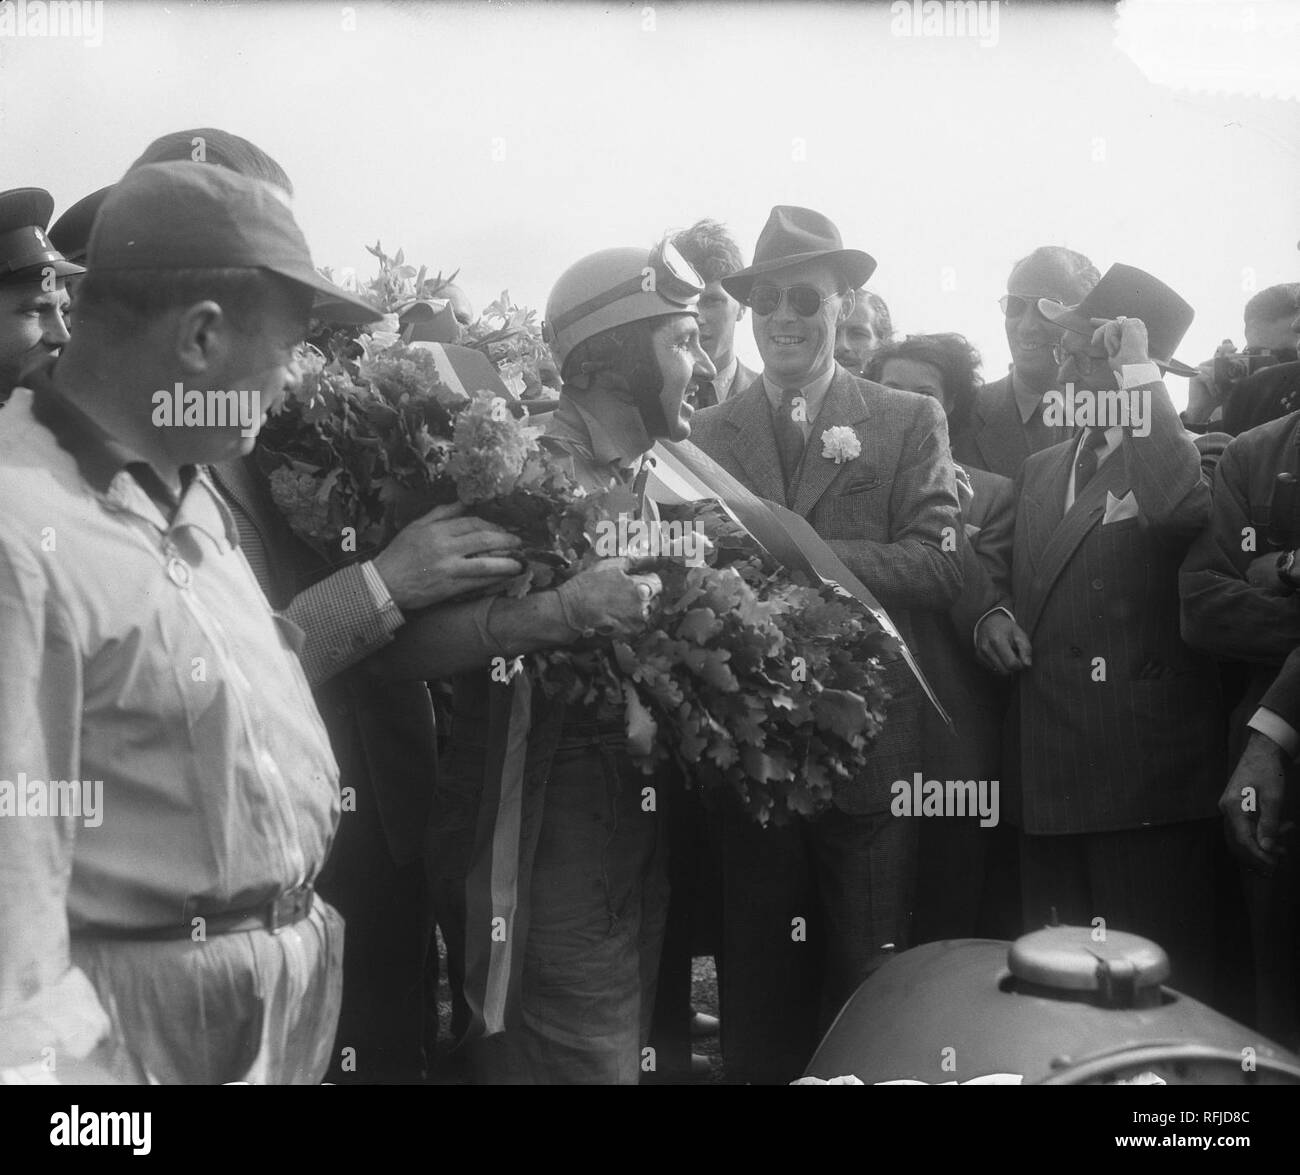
[1003,264,1222,1000]
[690,205,963,1083]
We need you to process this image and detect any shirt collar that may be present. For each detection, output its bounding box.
[22,354,237,545]
[26,353,149,495]
[1011,368,1047,424]
[545,391,646,488]
[712,355,737,398]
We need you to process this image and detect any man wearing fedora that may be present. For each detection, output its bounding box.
[690,205,963,1082]
[0,188,83,405]
[995,263,1223,1000]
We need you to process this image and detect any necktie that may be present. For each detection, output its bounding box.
[773,387,806,499]
[691,379,717,410]
[1073,428,1109,497]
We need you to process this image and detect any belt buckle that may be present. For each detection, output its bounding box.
[268,884,314,933]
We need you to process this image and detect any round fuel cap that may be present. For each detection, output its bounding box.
[1009,925,1170,1002]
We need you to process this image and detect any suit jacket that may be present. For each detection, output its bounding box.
[1260,645,1300,732]
[1180,410,1300,760]
[690,366,964,812]
[694,357,756,409]
[913,464,1015,782]
[951,373,1074,481]
[1009,382,1223,834]
[211,457,439,867]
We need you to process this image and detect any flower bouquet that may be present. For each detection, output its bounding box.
[257,248,896,826]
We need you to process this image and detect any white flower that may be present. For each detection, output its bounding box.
[820,426,861,464]
[362,313,402,355]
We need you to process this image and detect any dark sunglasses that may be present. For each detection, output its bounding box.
[749,283,842,318]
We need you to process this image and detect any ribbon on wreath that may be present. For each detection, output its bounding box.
[646,438,951,729]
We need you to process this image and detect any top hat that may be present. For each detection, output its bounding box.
[1037,262,1197,378]
[90,163,380,324]
[720,205,875,303]
[0,188,85,284]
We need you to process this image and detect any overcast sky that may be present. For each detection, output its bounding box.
[2,0,1298,404]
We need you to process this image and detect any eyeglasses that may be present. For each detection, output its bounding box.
[748,283,842,318]
[1052,344,1106,372]
[999,294,1056,320]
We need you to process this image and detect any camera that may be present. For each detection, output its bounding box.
[1214,347,1298,396]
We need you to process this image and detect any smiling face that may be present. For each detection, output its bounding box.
[752,258,850,387]
[650,312,714,441]
[0,278,71,400]
[1004,256,1093,393]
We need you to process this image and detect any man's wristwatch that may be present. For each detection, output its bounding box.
[1276,548,1300,593]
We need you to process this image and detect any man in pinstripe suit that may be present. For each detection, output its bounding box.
[998,265,1223,1000]
[690,205,963,1082]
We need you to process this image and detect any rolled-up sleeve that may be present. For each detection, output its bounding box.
[0,540,110,1070]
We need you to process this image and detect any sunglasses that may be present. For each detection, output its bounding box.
[749,283,842,318]
[999,294,1056,320]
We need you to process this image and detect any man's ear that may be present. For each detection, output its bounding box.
[838,288,856,324]
[172,300,230,377]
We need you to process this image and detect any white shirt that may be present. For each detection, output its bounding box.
[1063,426,1123,511]
[712,356,738,405]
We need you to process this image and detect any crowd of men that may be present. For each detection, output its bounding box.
[1,125,1298,1085]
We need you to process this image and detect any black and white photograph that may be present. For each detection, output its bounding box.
[1,0,1299,1147]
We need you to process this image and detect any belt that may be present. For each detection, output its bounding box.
[73,884,316,942]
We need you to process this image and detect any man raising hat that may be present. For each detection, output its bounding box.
[0,161,382,1084]
[690,205,964,1083]
[985,263,1223,1001]
[0,187,82,404]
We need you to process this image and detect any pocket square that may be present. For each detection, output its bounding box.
[1102,489,1139,525]
[839,474,881,496]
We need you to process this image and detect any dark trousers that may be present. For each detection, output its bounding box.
[317,772,430,1084]
[646,786,721,1082]
[1018,819,1217,1003]
[715,802,917,1084]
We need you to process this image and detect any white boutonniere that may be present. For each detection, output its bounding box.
[820,426,861,464]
